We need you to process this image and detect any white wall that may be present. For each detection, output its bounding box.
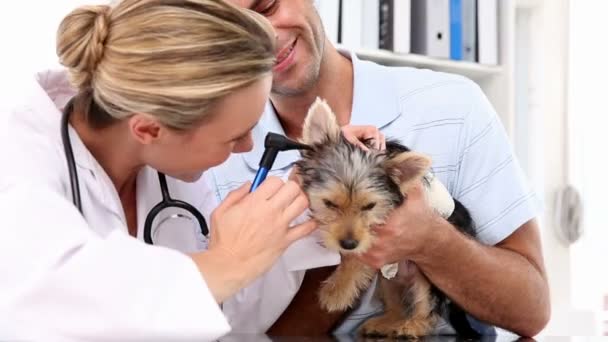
[519,0,608,335]
[513,0,600,335]
[0,1,107,79]
[532,0,576,335]
[568,0,608,335]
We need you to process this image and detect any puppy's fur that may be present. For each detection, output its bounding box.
[295,98,478,338]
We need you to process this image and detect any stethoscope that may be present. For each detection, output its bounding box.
[61,98,207,244]
[60,98,309,245]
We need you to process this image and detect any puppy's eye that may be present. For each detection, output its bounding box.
[361,202,376,211]
[323,199,339,209]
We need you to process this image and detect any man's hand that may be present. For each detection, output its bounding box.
[341,125,386,151]
[357,181,441,269]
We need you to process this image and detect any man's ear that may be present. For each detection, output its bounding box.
[128,113,162,145]
[384,151,432,187]
[301,97,341,145]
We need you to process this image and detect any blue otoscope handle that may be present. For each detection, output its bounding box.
[250,167,269,192]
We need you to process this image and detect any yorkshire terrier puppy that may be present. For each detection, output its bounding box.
[295,98,478,338]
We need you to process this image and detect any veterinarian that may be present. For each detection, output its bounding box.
[0,0,384,339]
[210,0,551,337]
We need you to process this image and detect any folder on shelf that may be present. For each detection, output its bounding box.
[341,0,364,49]
[379,0,393,50]
[411,0,450,59]
[462,0,477,62]
[362,0,380,49]
[380,0,412,53]
[393,0,411,54]
[450,0,463,60]
[314,0,340,45]
[477,0,498,65]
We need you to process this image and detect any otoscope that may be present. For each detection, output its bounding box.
[250,132,312,192]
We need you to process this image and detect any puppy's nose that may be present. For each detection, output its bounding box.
[339,238,359,250]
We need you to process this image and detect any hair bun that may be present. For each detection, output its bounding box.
[56,5,111,90]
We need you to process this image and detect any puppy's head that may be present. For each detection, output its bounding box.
[296,98,431,254]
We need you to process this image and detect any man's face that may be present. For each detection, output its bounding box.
[229,0,326,96]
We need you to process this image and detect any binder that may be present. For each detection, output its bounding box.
[411,0,450,58]
[462,0,477,62]
[477,0,498,65]
[450,0,463,60]
[315,0,340,45]
[341,0,364,49]
[362,0,380,49]
[379,0,394,50]
[393,0,411,54]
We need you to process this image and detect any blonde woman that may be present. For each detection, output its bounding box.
[0,0,380,340]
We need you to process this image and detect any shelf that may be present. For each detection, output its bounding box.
[516,0,543,10]
[338,45,504,81]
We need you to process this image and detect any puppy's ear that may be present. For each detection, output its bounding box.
[385,151,432,187]
[301,97,341,145]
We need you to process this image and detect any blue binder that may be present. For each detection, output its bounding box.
[450,0,463,60]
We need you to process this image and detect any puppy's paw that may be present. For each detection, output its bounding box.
[391,317,435,338]
[359,315,395,338]
[318,278,357,312]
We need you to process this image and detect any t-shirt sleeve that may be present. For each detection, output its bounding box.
[453,82,542,245]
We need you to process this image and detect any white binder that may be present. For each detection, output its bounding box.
[393,0,411,54]
[315,0,341,45]
[362,0,380,49]
[478,0,498,65]
[341,0,364,49]
[411,0,450,58]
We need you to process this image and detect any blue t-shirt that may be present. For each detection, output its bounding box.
[209,51,541,334]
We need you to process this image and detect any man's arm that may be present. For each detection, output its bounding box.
[418,219,550,336]
[359,185,550,337]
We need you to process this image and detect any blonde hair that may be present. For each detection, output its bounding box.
[57,0,276,130]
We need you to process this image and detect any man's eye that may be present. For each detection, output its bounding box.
[256,0,278,15]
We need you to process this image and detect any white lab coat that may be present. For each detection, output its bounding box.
[0,69,231,341]
[0,68,342,340]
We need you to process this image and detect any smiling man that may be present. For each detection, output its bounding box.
[210,0,551,337]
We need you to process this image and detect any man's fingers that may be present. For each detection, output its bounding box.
[356,140,370,151]
[356,252,383,270]
[374,132,381,149]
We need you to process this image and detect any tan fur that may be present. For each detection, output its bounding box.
[300,97,440,337]
[318,255,375,312]
[312,183,392,254]
[385,151,432,189]
[360,267,438,338]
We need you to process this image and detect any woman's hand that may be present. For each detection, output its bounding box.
[191,177,317,302]
[341,125,386,151]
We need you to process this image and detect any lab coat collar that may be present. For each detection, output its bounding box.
[242,50,401,171]
[68,126,128,225]
[35,69,97,174]
[36,69,127,225]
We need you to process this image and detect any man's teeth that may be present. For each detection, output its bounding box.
[277,41,295,63]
